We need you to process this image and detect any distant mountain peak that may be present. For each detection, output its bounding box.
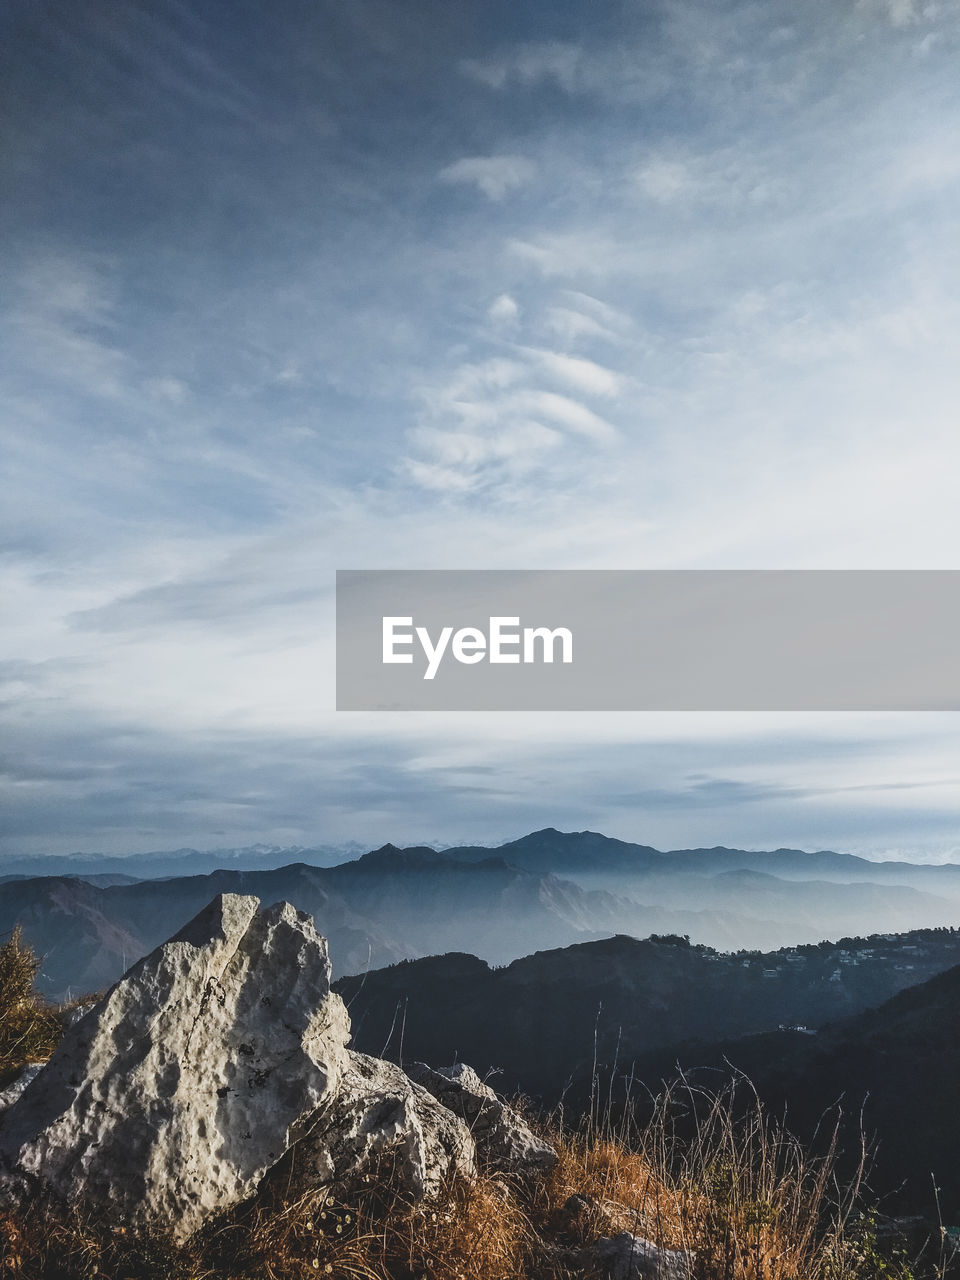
[356,844,452,869]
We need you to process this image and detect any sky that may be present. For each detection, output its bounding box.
[2,0,960,860]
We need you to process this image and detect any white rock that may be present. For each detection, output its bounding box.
[592,1231,695,1280]
[0,1064,46,1116]
[0,893,351,1242]
[294,1051,475,1199]
[405,1060,557,1172]
[62,1000,97,1028]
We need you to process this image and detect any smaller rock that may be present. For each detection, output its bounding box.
[563,1193,594,1217]
[549,1191,598,1240]
[405,1061,557,1172]
[559,1190,661,1241]
[0,1065,46,1117]
[591,1231,695,1280]
[294,1052,475,1199]
[61,1001,97,1029]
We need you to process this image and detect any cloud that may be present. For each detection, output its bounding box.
[528,349,622,397]
[441,358,527,399]
[507,232,635,279]
[634,148,781,211]
[513,389,617,440]
[438,155,535,200]
[544,306,621,345]
[561,292,634,330]
[542,294,633,347]
[400,333,620,492]
[397,459,479,493]
[636,158,697,203]
[409,423,560,468]
[884,0,920,27]
[459,38,675,105]
[144,376,188,404]
[7,704,960,858]
[488,293,520,324]
[403,421,562,491]
[460,42,585,93]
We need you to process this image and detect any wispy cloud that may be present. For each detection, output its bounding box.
[543,304,625,347]
[526,349,622,397]
[488,293,520,325]
[512,389,615,440]
[438,155,535,200]
[634,149,778,210]
[461,42,586,93]
[460,38,675,105]
[400,322,621,491]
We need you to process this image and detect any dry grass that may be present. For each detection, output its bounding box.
[0,1103,931,1280]
[0,927,62,1084]
[535,1076,873,1280]
[0,933,938,1279]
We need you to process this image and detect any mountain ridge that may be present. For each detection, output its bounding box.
[335,924,960,1102]
[4,828,960,1000]
[7,827,960,883]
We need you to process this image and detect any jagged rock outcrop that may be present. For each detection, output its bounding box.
[0,894,483,1243]
[0,894,353,1241]
[591,1231,695,1280]
[406,1060,557,1172]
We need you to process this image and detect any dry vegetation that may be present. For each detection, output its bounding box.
[0,930,947,1280]
[0,927,61,1084]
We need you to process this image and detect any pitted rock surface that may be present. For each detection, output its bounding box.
[295,1051,475,1198]
[405,1060,557,1171]
[0,894,351,1242]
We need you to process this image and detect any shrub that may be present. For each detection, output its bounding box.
[0,927,61,1083]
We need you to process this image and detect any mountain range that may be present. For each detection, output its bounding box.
[0,842,358,882]
[0,845,701,998]
[3,828,960,998]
